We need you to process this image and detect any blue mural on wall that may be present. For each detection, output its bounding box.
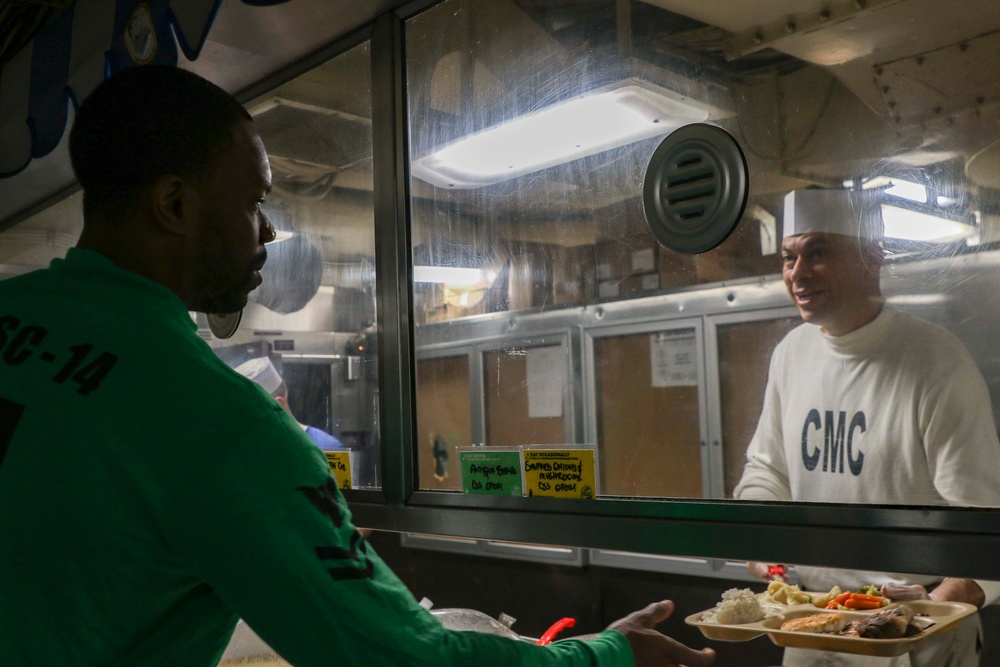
[0,0,292,179]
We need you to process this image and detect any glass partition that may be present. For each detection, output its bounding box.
[405,0,1000,510]
[231,41,381,489]
[4,0,1000,586]
[1,43,381,489]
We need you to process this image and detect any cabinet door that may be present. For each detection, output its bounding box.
[592,327,704,498]
[484,344,569,446]
[416,355,473,490]
[714,315,800,498]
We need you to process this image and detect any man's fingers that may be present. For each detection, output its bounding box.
[881,583,929,601]
[746,561,772,581]
[636,600,675,626]
[659,636,716,667]
[675,645,716,667]
[608,600,717,667]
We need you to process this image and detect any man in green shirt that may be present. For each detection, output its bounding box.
[0,65,714,667]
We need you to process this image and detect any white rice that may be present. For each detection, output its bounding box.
[700,588,768,624]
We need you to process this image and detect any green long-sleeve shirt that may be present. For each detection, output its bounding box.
[0,248,632,667]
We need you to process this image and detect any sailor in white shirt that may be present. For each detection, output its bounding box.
[735,188,1000,667]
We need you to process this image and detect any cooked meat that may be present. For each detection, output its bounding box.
[856,606,915,639]
[839,620,862,637]
[780,612,845,634]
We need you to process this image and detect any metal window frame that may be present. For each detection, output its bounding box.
[588,550,759,582]
[401,533,587,566]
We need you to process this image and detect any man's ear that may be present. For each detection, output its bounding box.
[149,175,198,236]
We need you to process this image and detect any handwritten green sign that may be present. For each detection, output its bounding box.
[460,450,523,496]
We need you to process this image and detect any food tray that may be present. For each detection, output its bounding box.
[685,599,977,657]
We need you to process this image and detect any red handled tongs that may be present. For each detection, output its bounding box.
[536,617,576,646]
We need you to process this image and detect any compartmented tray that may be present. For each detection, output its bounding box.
[685,599,977,658]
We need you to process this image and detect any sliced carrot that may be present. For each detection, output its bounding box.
[844,598,885,609]
[849,593,886,605]
[826,592,852,609]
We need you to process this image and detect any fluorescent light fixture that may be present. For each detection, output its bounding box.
[886,294,948,306]
[880,205,976,243]
[413,265,483,285]
[411,81,709,189]
[862,176,927,203]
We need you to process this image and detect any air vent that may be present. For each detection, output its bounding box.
[642,123,749,254]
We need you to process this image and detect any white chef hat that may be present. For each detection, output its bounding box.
[783,188,883,241]
[233,356,283,394]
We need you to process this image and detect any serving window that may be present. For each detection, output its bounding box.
[7,0,1000,581]
[403,0,1000,515]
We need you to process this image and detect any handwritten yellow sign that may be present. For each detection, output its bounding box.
[324,451,353,489]
[523,449,596,499]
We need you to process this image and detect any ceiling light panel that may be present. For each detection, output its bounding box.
[411,80,710,189]
[880,205,976,243]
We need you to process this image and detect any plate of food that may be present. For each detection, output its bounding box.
[685,588,784,641]
[756,579,847,609]
[686,588,977,657]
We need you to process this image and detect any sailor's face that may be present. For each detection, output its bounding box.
[781,232,880,336]
[188,121,274,314]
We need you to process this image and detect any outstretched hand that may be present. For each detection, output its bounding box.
[607,600,715,667]
[883,578,984,607]
[746,561,785,582]
[881,583,930,601]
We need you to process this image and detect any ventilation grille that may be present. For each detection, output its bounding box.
[643,123,749,254]
[660,150,721,224]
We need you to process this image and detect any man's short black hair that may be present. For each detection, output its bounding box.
[69,65,252,217]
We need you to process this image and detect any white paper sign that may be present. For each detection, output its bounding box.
[527,346,565,417]
[597,281,620,298]
[631,247,656,274]
[650,333,698,387]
